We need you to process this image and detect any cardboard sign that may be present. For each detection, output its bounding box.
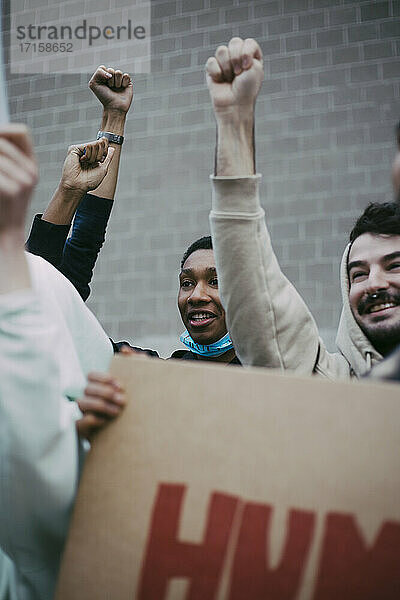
[56,355,400,599]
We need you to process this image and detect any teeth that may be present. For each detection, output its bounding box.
[369,303,396,313]
[191,313,213,320]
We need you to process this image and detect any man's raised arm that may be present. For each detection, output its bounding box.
[59,67,133,298]
[42,65,132,222]
[207,38,324,375]
[26,66,132,300]
[26,137,115,299]
[87,65,133,200]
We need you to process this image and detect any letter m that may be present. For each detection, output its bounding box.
[137,483,239,600]
[314,512,400,599]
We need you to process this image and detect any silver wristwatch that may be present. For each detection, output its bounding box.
[96,130,124,145]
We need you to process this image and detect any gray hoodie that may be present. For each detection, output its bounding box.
[335,244,383,376]
[209,175,382,379]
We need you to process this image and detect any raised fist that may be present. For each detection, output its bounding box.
[89,65,133,115]
[206,37,263,118]
[60,137,115,194]
[0,124,38,232]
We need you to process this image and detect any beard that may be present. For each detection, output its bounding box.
[354,290,400,356]
[358,319,400,356]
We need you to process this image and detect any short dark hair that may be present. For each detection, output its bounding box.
[350,202,400,243]
[181,236,213,269]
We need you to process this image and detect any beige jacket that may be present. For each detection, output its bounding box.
[209,175,382,379]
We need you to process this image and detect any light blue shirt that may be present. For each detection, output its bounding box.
[0,255,113,599]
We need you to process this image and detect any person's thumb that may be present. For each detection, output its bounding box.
[101,146,115,171]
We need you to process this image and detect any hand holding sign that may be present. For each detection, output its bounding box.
[76,371,126,441]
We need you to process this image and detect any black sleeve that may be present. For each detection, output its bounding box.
[111,339,160,358]
[26,214,70,269]
[59,193,114,301]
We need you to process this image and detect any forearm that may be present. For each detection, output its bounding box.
[42,184,84,225]
[91,109,126,200]
[215,108,255,176]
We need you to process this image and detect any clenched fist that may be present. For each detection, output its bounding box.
[60,137,115,195]
[89,65,133,115]
[206,37,263,119]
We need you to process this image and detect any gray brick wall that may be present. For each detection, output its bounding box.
[4,0,400,356]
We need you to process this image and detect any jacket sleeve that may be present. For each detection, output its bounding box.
[0,290,81,597]
[209,175,321,375]
[60,193,114,301]
[25,214,70,269]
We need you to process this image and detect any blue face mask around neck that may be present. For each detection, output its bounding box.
[180,331,234,357]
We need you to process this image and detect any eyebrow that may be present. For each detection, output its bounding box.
[348,251,400,272]
[348,260,367,272]
[180,267,217,276]
[383,251,400,262]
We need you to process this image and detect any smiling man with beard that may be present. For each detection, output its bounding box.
[347,203,400,359]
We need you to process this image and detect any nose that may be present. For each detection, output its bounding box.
[365,267,389,295]
[188,281,210,304]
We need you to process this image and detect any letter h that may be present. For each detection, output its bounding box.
[138,483,239,599]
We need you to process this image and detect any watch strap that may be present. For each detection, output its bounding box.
[97,130,124,145]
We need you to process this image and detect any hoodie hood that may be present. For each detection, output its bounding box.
[335,243,383,377]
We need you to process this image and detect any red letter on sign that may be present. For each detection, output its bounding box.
[137,483,239,600]
[228,502,315,599]
[314,513,400,599]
